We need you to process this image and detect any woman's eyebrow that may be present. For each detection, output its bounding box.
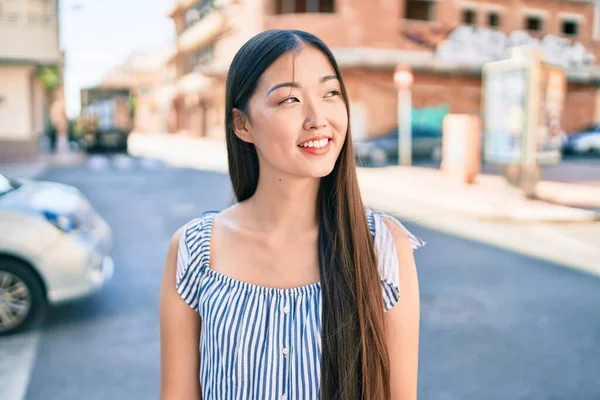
[320,75,338,83]
[266,82,298,96]
[266,75,339,96]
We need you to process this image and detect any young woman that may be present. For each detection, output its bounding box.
[160,29,425,400]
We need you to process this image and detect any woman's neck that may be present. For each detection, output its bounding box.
[242,167,320,234]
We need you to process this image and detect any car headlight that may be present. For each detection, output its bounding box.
[43,211,80,232]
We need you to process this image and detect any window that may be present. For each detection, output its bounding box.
[0,175,21,197]
[184,0,214,29]
[189,46,215,72]
[488,11,500,28]
[562,19,579,36]
[184,8,200,29]
[319,0,334,12]
[405,0,435,21]
[462,8,476,25]
[525,15,543,32]
[274,0,334,14]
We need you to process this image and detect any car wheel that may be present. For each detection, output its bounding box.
[0,259,46,335]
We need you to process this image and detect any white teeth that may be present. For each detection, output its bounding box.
[300,138,329,148]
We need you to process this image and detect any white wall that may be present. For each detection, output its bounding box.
[0,65,34,140]
[0,16,60,63]
[32,74,46,137]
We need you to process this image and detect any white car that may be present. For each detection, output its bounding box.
[563,125,600,155]
[0,173,113,335]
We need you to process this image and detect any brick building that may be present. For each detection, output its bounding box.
[164,0,600,141]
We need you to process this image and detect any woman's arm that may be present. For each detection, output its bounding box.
[383,218,421,400]
[159,227,202,400]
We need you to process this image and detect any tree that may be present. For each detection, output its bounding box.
[37,66,62,91]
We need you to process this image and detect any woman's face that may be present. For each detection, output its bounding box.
[235,45,348,179]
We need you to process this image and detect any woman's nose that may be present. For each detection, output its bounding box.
[303,99,327,130]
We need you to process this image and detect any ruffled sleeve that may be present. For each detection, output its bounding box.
[367,208,425,312]
[175,216,209,312]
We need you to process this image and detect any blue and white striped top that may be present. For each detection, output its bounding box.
[176,207,425,399]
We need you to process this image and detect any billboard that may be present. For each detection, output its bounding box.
[483,65,528,164]
[482,51,565,166]
[537,65,566,163]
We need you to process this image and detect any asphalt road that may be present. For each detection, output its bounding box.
[2,155,599,400]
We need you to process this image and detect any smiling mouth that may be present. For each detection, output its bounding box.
[298,138,332,154]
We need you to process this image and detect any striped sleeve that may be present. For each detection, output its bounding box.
[370,210,425,312]
[175,218,204,312]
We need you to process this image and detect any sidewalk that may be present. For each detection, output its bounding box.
[128,132,600,223]
[358,167,600,223]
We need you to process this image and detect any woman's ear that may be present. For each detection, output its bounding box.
[232,108,254,144]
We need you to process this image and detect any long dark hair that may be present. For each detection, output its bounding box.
[225,29,390,399]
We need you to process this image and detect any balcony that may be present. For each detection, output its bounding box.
[178,8,228,53]
[168,0,233,19]
[182,0,215,32]
[0,12,61,63]
[167,0,202,18]
[187,45,215,73]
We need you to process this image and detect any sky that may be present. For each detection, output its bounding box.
[59,0,175,117]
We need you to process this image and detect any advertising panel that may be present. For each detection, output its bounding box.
[483,64,529,164]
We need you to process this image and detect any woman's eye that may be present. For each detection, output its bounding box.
[325,90,340,98]
[279,97,299,105]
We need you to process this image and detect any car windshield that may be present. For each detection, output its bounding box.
[579,124,600,133]
[0,174,21,196]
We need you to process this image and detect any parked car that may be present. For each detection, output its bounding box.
[562,124,600,155]
[354,106,447,166]
[0,174,113,335]
[354,126,443,166]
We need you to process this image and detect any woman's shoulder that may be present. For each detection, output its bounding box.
[176,210,220,250]
[365,207,425,311]
[173,210,219,311]
[365,207,425,252]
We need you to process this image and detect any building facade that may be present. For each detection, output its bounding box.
[165,0,600,141]
[0,0,64,161]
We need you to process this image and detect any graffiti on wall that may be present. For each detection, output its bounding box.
[435,26,596,68]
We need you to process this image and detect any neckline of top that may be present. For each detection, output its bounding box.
[200,211,322,296]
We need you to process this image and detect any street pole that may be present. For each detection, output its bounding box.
[394,65,413,166]
[398,85,412,166]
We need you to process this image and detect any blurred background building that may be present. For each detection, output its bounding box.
[93,50,176,135]
[135,0,600,142]
[0,0,66,161]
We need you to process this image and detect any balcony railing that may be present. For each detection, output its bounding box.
[0,11,60,62]
[178,8,227,53]
[187,45,215,73]
[0,12,57,25]
[183,0,215,31]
